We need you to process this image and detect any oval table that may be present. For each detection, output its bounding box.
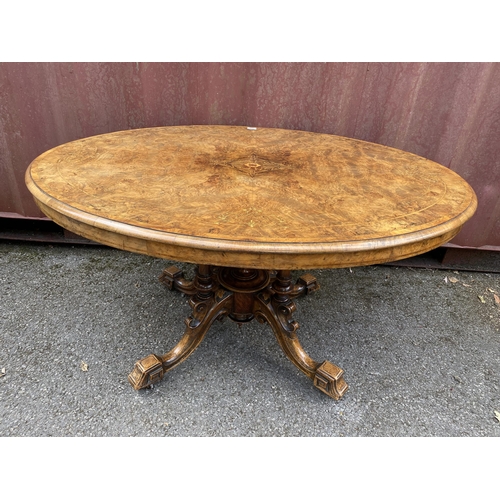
[25,126,477,400]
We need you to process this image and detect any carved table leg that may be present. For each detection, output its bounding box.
[129,265,232,389]
[254,270,348,400]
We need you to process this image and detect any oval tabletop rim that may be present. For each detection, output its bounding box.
[25,125,478,269]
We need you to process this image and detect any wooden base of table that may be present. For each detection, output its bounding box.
[128,265,348,400]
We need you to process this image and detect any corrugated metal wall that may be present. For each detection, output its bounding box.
[1,62,499,249]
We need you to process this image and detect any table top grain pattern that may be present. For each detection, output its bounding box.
[26,126,477,269]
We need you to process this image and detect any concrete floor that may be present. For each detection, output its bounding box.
[1,241,499,436]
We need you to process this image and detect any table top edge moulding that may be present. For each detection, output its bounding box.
[25,125,477,270]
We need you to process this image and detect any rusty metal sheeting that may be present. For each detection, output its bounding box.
[1,62,499,249]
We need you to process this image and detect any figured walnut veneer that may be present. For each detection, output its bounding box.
[26,126,477,270]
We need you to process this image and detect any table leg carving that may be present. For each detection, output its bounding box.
[159,265,197,296]
[290,273,320,298]
[129,265,232,390]
[268,272,319,299]
[254,270,348,400]
[132,266,346,399]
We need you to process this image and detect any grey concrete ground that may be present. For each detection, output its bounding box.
[1,241,499,436]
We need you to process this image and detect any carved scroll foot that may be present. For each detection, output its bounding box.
[290,273,320,298]
[159,265,197,296]
[313,361,348,400]
[128,354,164,390]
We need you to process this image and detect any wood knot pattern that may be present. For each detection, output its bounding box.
[229,155,289,177]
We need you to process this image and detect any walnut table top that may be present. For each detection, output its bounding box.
[25,125,477,270]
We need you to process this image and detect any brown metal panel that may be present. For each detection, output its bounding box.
[0,62,498,249]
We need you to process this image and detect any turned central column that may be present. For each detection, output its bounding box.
[217,268,271,323]
[231,269,256,323]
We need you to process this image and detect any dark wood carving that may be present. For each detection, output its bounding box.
[130,265,347,400]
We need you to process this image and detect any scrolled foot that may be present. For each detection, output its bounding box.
[159,265,196,295]
[289,273,320,298]
[313,361,348,400]
[159,265,183,290]
[297,273,320,294]
[128,354,164,390]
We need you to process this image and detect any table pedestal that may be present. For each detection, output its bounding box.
[128,265,348,400]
